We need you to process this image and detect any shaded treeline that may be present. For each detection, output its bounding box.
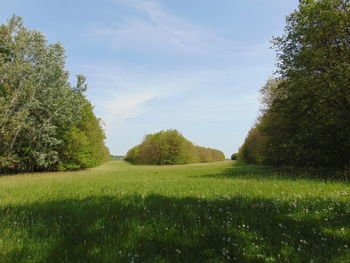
[126,129,225,165]
[238,0,350,169]
[0,16,110,173]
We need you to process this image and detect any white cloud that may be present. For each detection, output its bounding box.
[101,90,158,124]
[76,62,265,128]
[77,0,276,154]
[93,0,229,54]
[75,64,211,130]
[90,0,276,68]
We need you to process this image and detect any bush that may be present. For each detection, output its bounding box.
[231,153,238,160]
[126,130,225,165]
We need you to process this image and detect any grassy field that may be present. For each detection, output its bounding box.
[0,160,349,263]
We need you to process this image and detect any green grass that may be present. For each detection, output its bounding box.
[0,161,349,263]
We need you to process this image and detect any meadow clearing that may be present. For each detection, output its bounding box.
[0,160,349,263]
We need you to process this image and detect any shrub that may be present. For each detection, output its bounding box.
[231,153,238,160]
[126,130,225,165]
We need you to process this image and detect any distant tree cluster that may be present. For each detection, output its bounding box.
[238,0,350,169]
[110,155,125,161]
[0,16,110,173]
[230,153,238,161]
[125,129,225,165]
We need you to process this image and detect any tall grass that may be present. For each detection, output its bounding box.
[0,161,349,262]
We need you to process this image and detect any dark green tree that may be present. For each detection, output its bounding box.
[231,153,238,161]
[239,0,350,168]
[269,0,350,168]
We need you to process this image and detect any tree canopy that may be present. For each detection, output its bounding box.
[0,16,110,173]
[238,0,350,169]
[125,129,225,165]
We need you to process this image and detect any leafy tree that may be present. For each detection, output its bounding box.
[59,99,110,170]
[194,146,225,163]
[0,16,109,173]
[239,0,350,169]
[231,153,238,161]
[126,130,225,165]
[269,0,350,168]
[237,124,266,164]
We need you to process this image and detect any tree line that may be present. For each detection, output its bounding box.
[0,16,110,173]
[125,129,225,165]
[238,0,350,169]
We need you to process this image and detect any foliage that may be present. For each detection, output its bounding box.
[270,0,350,168]
[59,99,110,170]
[237,124,266,164]
[230,153,237,160]
[110,155,125,160]
[194,145,225,163]
[239,0,350,168]
[125,129,225,165]
[0,161,349,262]
[0,16,109,172]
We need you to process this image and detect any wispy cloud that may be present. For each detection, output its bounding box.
[93,0,230,54]
[101,91,158,124]
[77,63,264,129]
[79,0,276,154]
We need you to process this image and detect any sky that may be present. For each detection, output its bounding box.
[1,0,299,157]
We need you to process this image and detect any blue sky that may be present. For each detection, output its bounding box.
[1,0,299,156]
